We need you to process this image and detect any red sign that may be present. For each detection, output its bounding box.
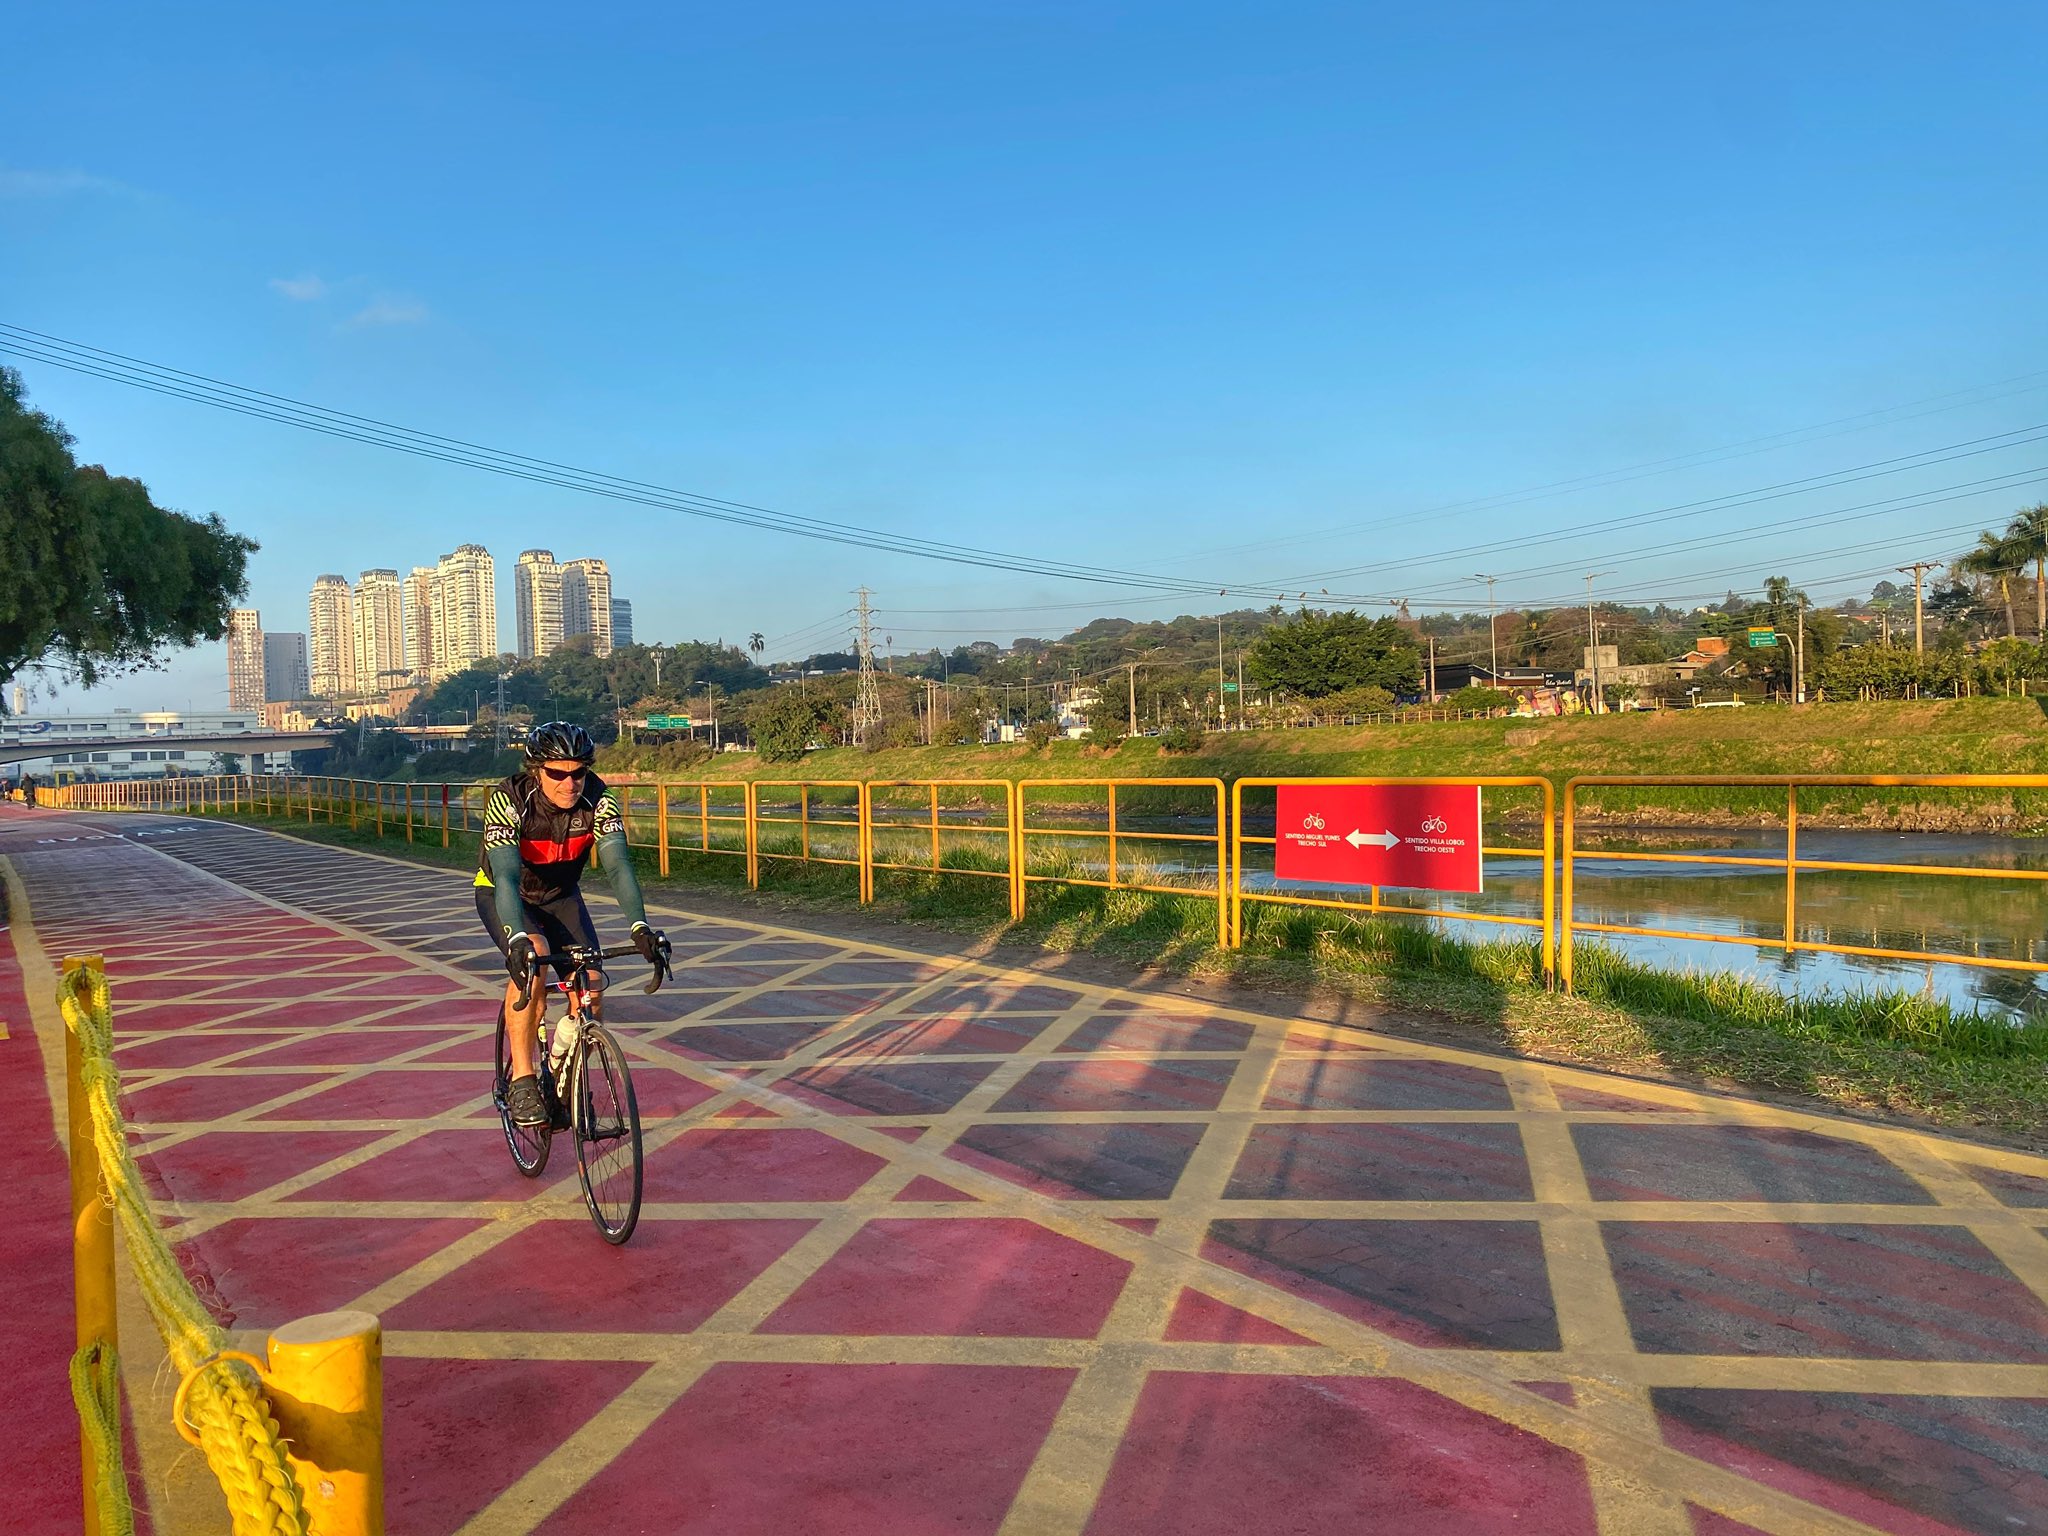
[1274,783,1484,893]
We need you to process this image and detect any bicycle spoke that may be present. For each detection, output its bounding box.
[574,1023,642,1243]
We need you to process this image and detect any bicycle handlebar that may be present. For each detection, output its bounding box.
[519,939,670,1007]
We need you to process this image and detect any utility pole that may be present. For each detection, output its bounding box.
[1216,615,1227,728]
[852,587,882,747]
[1583,572,1614,713]
[1236,653,1245,726]
[1474,573,1499,682]
[696,681,722,749]
[1795,596,1806,704]
[1427,635,1438,702]
[1897,561,1941,655]
[1127,662,1138,736]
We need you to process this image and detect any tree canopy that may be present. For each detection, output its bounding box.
[1244,610,1422,698]
[0,367,256,697]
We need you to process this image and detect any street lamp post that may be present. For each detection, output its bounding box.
[1473,573,1499,683]
[699,681,720,750]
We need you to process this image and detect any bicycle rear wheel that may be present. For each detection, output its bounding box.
[573,1022,642,1243]
[493,1004,551,1176]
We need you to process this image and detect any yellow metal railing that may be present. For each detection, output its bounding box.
[1560,774,2048,992]
[58,954,382,1534]
[59,768,2048,1001]
[752,779,867,891]
[1230,776,1556,984]
[616,779,751,878]
[1017,778,1227,943]
[861,779,1019,913]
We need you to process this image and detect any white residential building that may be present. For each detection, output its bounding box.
[560,557,613,656]
[308,574,355,697]
[515,549,564,659]
[403,566,437,681]
[352,568,406,691]
[433,543,498,676]
[226,609,265,711]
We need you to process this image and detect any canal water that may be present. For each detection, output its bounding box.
[865,797,2048,1017]
[1255,826,2048,1018]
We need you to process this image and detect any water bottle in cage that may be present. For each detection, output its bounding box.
[548,1014,581,1078]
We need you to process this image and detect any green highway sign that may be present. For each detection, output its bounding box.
[1747,628,1778,649]
[1222,682,1239,693]
[645,714,696,729]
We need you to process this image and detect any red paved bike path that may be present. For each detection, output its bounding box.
[9,807,2048,1536]
[1,909,94,1533]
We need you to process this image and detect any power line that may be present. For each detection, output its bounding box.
[1264,423,2048,591]
[0,323,1393,608]
[1391,467,2048,603]
[1152,369,2048,569]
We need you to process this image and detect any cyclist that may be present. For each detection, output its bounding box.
[478,722,666,1127]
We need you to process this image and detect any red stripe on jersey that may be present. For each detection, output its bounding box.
[519,833,594,864]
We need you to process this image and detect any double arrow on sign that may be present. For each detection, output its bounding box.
[1345,829,1401,850]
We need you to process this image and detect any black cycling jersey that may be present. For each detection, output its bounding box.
[475,770,623,905]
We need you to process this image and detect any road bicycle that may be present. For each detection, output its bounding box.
[491,939,668,1244]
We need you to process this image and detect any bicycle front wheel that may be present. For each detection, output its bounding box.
[573,1022,642,1243]
[493,1004,551,1177]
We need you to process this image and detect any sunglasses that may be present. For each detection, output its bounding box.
[537,765,589,784]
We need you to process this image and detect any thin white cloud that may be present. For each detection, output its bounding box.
[345,295,429,329]
[0,165,145,199]
[269,273,329,302]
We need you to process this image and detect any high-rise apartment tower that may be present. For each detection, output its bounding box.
[403,566,436,681]
[609,597,634,648]
[226,609,265,711]
[352,568,405,691]
[515,549,564,659]
[263,632,310,702]
[308,575,355,697]
[433,543,498,676]
[560,558,613,656]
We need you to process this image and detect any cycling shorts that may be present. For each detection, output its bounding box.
[475,886,599,978]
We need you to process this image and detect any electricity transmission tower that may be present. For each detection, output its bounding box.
[853,587,883,747]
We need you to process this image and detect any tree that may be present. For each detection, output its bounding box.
[2002,503,2048,636]
[1956,531,2024,638]
[1,366,257,697]
[747,689,840,762]
[1244,610,1422,698]
[1081,692,1128,746]
[749,632,765,664]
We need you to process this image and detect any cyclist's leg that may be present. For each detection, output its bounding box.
[556,892,603,1020]
[476,888,555,1080]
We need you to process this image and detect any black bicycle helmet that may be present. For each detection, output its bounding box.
[524,720,596,765]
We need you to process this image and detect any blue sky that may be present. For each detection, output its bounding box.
[6,1,2047,711]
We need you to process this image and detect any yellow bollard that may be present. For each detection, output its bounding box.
[265,1310,383,1535]
[64,957,119,1536]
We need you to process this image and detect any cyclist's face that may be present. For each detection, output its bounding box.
[537,760,588,808]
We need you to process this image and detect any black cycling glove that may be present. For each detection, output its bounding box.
[506,932,538,989]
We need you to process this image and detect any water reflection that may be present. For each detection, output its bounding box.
[1246,827,2048,1018]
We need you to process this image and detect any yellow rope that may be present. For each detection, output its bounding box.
[69,1340,135,1534]
[59,958,311,1536]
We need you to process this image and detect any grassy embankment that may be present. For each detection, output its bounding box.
[167,740,2048,1142]
[603,695,2048,830]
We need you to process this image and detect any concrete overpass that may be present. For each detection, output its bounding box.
[0,730,341,769]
